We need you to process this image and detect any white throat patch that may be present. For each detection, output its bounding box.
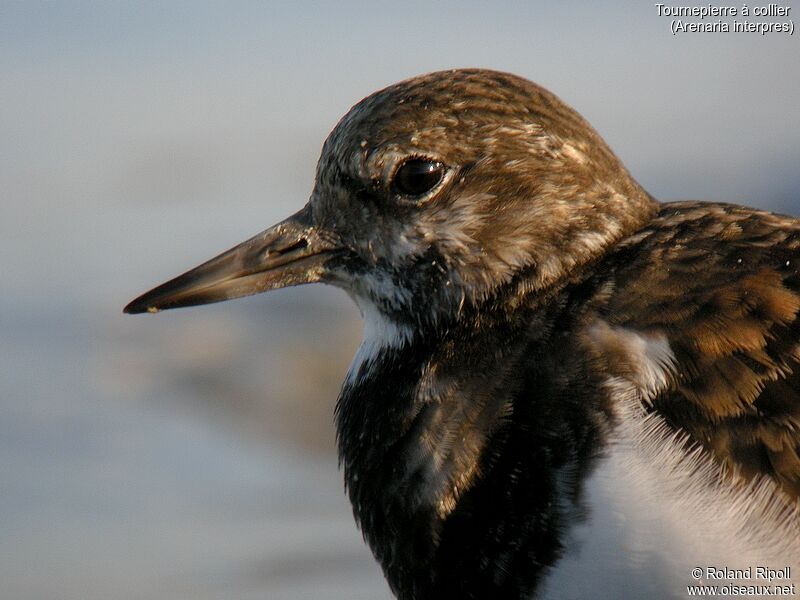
[344,294,412,388]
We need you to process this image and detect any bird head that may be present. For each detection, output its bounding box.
[125,69,655,330]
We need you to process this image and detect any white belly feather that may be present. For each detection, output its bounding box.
[539,325,800,599]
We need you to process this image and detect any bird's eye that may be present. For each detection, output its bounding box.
[392,159,445,198]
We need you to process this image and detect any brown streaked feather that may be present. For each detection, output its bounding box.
[595,201,800,502]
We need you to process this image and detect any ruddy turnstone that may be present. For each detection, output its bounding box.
[126,69,800,599]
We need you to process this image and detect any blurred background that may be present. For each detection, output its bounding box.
[1,2,798,599]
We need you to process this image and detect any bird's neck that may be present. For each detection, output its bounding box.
[335,277,612,598]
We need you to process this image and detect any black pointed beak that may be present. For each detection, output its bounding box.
[124,207,340,314]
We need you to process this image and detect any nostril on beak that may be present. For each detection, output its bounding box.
[267,238,309,258]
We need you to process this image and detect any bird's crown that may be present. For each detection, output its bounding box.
[308,69,656,326]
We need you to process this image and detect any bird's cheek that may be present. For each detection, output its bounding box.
[388,231,432,264]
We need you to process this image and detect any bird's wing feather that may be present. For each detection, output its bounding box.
[595,201,800,500]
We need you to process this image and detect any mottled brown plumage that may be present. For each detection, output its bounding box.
[588,202,800,500]
[126,69,799,599]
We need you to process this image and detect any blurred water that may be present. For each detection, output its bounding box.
[0,247,392,599]
[1,3,798,600]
